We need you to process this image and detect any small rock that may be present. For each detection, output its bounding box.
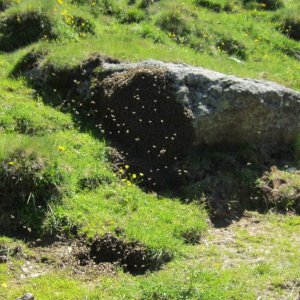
[21,266,29,274]
[0,255,8,263]
[229,56,243,63]
[16,293,35,300]
[28,273,42,279]
[287,167,297,173]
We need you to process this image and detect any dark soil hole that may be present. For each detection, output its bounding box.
[0,11,55,52]
[281,18,300,41]
[90,234,172,275]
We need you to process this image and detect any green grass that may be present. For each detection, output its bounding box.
[0,0,300,298]
[1,213,299,299]
[1,0,299,89]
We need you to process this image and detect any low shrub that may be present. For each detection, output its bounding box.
[0,148,63,208]
[0,148,64,234]
[179,228,202,244]
[216,37,247,59]
[78,174,113,190]
[63,15,95,35]
[156,11,191,38]
[119,8,146,24]
[96,0,121,16]
[0,11,55,52]
[281,16,300,41]
[256,167,300,213]
[138,24,167,43]
[242,0,284,10]
[195,0,222,12]
[139,0,160,9]
[71,0,121,17]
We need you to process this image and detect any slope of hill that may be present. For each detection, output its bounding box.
[0,0,300,299]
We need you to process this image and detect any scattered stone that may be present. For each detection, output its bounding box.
[0,255,8,263]
[16,293,34,300]
[287,167,297,173]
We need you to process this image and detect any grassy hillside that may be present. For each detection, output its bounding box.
[0,0,300,299]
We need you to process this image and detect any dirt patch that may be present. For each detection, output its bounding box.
[90,233,171,275]
[12,234,171,277]
[256,166,300,213]
[201,213,273,268]
[31,239,117,279]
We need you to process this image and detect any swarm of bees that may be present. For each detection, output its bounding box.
[56,65,194,188]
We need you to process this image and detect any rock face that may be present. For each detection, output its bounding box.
[99,60,300,153]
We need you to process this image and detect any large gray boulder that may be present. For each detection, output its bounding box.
[21,53,300,159]
[99,59,300,153]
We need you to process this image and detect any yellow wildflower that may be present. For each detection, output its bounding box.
[125,165,130,169]
[57,146,66,152]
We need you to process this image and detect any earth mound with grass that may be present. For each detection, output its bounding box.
[0,11,55,52]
